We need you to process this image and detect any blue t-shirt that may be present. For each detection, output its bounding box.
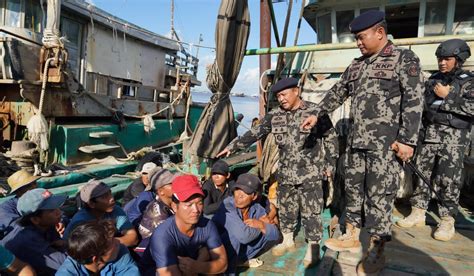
[0,245,14,270]
[55,244,139,276]
[1,224,66,275]
[63,205,133,239]
[140,216,222,276]
[0,197,20,239]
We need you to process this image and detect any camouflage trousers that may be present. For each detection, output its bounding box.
[411,143,466,217]
[277,181,324,241]
[345,149,401,240]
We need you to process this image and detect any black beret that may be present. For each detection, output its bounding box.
[271,77,299,94]
[349,10,385,33]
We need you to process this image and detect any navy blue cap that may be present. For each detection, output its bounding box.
[349,10,385,33]
[271,77,299,94]
[232,173,261,194]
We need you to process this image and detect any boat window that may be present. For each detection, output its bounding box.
[453,0,474,35]
[336,10,354,43]
[316,13,331,44]
[385,3,419,39]
[122,85,136,98]
[424,0,448,36]
[61,17,81,46]
[24,0,42,32]
[5,0,21,28]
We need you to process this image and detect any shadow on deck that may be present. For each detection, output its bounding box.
[238,204,474,275]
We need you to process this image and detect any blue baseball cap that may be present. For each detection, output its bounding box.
[17,188,67,216]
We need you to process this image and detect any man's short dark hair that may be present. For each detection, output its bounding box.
[372,20,388,34]
[17,209,44,227]
[67,220,116,264]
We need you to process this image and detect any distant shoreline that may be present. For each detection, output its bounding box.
[192,90,258,99]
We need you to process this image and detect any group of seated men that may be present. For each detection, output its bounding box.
[0,160,281,275]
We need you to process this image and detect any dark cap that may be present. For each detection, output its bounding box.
[232,173,260,194]
[349,10,385,33]
[271,77,299,94]
[211,160,229,175]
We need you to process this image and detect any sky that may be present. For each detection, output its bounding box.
[88,0,317,95]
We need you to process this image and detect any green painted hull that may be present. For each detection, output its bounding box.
[48,104,204,165]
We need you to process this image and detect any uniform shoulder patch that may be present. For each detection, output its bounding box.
[407,64,420,77]
[381,44,394,56]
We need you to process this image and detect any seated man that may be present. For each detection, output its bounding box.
[135,168,176,254]
[64,180,138,247]
[1,188,68,275]
[0,245,36,275]
[122,162,157,206]
[140,174,227,276]
[212,174,280,272]
[56,220,139,275]
[125,167,173,227]
[202,160,234,217]
[0,170,39,239]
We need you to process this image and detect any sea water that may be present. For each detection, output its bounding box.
[192,91,260,136]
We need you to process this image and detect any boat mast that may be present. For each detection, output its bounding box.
[170,0,180,41]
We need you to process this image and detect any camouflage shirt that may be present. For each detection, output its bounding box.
[423,70,474,145]
[227,100,337,185]
[313,41,425,151]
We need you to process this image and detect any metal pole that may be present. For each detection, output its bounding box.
[246,34,474,56]
[170,0,175,39]
[258,0,271,161]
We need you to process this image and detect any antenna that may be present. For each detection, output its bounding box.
[196,34,203,59]
[170,0,175,39]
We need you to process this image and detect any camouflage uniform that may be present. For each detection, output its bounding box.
[411,70,474,217]
[227,101,337,241]
[312,42,424,240]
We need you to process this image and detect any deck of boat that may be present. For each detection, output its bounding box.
[239,204,474,275]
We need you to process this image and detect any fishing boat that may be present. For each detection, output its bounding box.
[0,0,209,204]
[236,0,474,274]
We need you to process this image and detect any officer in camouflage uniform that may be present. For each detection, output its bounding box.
[397,39,473,242]
[301,11,424,274]
[217,77,338,267]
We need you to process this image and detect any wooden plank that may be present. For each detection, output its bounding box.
[78,144,120,154]
[224,152,257,167]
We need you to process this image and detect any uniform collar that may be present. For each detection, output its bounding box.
[357,41,394,64]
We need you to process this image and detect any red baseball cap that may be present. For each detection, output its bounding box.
[172,174,204,202]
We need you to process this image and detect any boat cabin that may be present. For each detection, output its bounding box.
[0,0,202,165]
[283,0,474,74]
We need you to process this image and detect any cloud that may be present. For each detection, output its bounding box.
[199,54,215,67]
[233,66,260,96]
